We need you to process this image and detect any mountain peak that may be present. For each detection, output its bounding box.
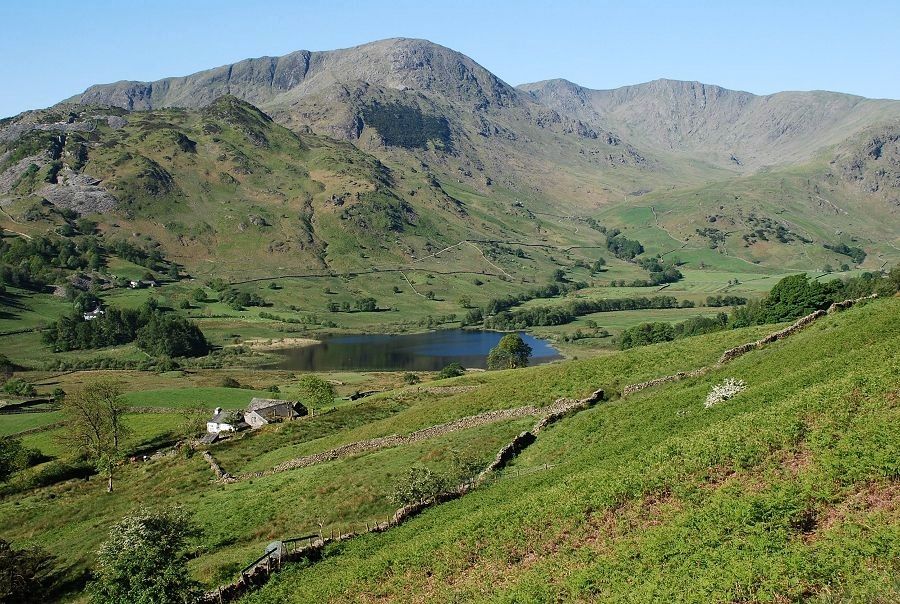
[68,37,517,113]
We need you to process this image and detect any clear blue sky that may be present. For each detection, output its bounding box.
[2,0,898,118]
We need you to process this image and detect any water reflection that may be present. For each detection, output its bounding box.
[267,330,561,371]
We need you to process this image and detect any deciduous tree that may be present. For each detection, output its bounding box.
[90,508,200,604]
[61,381,129,493]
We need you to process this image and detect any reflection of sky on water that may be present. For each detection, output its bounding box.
[269,330,561,371]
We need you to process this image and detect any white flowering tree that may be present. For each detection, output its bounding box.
[704,378,747,408]
[90,508,200,604]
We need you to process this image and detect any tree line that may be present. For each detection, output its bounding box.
[43,300,209,358]
[619,269,899,349]
[481,295,688,330]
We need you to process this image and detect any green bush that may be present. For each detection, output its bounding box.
[437,363,466,379]
[486,334,532,370]
[389,466,448,507]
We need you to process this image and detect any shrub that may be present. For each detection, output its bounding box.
[1,378,36,397]
[389,466,448,507]
[90,508,201,604]
[486,334,532,370]
[402,373,421,385]
[704,378,747,409]
[0,437,24,482]
[0,538,60,602]
[437,363,466,379]
[296,375,335,408]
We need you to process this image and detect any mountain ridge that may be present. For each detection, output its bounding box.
[63,37,900,179]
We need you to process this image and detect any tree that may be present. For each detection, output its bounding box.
[60,381,130,493]
[296,375,335,409]
[552,269,566,282]
[0,353,13,383]
[389,466,448,506]
[0,538,59,603]
[437,362,466,379]
[90,508,200,604]
[135,314,209,357]
[486,334,533,370]
[402,372,421,385]
[0,437,24,483]
[2,378,36,397]
[457,295,472,309]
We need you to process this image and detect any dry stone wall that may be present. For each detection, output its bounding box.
[623,294,876,397]
[200,386,607,602]
[203,451,232,482]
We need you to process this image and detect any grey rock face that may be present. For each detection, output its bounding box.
[37,168,118,215]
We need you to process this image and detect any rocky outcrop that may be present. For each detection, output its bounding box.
[37,169,118,215]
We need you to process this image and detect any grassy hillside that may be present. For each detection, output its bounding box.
[0,310,784,595]
[238,298,899,603]
[0,299,896,602]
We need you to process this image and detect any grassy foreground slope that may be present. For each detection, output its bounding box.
[244,297,900,603]
[0,321,778,591]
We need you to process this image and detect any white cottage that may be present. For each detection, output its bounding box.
[206,407,246,434]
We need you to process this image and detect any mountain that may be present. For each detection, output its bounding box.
[519,78,900,170]
[72,38,517,112]
[3,37,898,276]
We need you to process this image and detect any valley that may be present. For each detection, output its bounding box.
[0,35,898,604]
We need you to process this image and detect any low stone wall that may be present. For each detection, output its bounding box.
[416,385,481,395]
[621,369,707,397]
[200,384,607,601]
[623,294,876,397]
[227,405,545,482]
[828,293,877,313]
[203,451,232,482]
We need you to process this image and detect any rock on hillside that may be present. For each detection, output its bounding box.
[834,122,900,204]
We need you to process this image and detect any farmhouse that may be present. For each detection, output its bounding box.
[83,307,105,321]
[206,407,247,434]
[245,397,307,429]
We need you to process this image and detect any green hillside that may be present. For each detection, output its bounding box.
[241,297,899,603]
[0,297,896,602]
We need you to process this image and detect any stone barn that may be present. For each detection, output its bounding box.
[244,398,307,429]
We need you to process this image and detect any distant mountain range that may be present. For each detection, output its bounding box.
[3,37,898,276]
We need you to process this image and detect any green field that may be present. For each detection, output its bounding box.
[0,411,63,436]
[0,303,788,592]
[122,387,272,410]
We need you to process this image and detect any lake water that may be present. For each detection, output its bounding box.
[267,330,562,371]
